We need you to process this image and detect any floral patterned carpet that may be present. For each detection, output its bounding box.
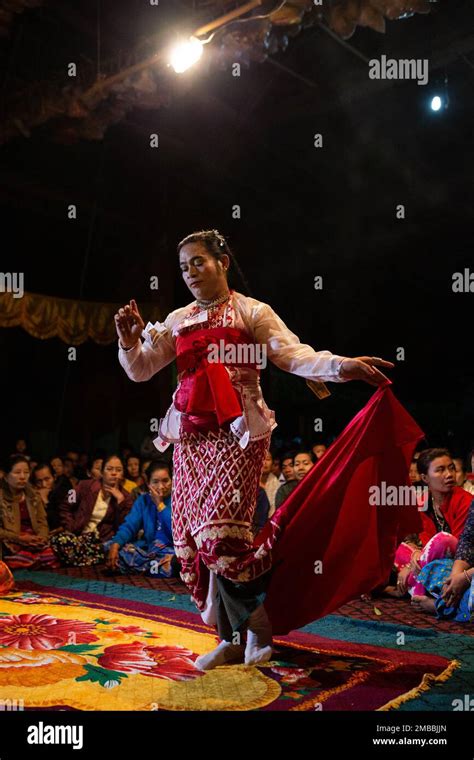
[0,570,463,712]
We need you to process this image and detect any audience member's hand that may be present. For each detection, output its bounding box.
[102,484,124,504]
[340,356,394,386]
[149,484,162,508]
[19,533,46,547]
[441,572,470,608]
[114,299,145,350]
[396,566,411,594]
[106,543,120,570]
[409,550,422,575]
[37,487,50,504]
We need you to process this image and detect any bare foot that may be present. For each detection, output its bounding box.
[411,595,436,615]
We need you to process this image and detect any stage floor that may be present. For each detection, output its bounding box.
[0,567,472,711]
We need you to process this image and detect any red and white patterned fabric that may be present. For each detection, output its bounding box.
[172,428,272,610]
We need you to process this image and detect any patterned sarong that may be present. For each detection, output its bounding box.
[172,428,271,610]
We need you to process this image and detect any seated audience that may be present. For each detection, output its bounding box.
[408,458,423,486]
[133,459,152,496]
[125,454,143,489]
[271,456,281,480]
[32,462,73,531]
[312,441,327,460]
[275,449,316,509]
[0,456,58,569]
[10,438,31,461]
[411,497,474,621]
[62,457,78,488]
[50,456,65,478]
[31,462,55,506]
[105,462,178,577]
[453,456,474,495]
[279,451,296,484]
[388,448,473,599]
[131,462,150,500]
[88,456,104,480]
[50,455,132,566]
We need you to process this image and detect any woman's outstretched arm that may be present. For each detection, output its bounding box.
[251,300,393,386]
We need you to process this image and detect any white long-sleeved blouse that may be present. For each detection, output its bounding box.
[118,290,349,450]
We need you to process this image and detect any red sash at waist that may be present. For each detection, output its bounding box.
[175,325,257,426]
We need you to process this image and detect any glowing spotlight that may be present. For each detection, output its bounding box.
[430,95,442,112]
[169,37,203,73]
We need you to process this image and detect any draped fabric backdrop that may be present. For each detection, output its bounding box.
[0,292,162,345]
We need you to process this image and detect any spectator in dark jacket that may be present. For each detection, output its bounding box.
[50,455,133,566]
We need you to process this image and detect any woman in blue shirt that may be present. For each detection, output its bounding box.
[105,461,179,577]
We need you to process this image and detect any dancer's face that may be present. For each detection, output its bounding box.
[293,453,314,481]
[179,243,229,301]
[421,456,456,494]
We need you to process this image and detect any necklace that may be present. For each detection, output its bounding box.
[195,290,231,310]
[430,495,447,528]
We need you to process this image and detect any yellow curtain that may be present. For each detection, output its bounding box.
[0,291,162,345]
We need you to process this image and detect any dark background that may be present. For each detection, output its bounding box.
[1,0,473,462]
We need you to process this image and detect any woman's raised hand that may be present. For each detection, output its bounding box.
[114,299,145,350]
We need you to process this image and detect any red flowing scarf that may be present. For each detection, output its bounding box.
[260,382,425,635]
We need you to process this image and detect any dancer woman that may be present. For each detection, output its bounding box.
[115,229,393,670]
